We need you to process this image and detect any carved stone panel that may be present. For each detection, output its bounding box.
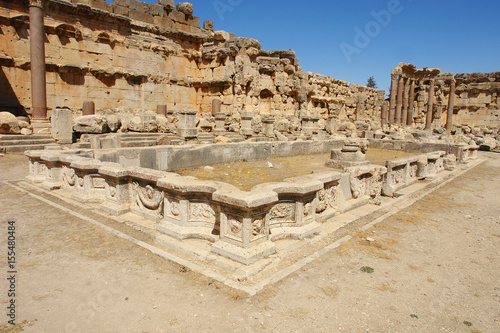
[391,165,406,185]
[269,202,295,226]
[251,217,266,241]
[132,182,164,216]
[226,214,243,242]
[165,196,180,220]
[62,165,76,188]
[188,202,216,224]
[409,163,418,179]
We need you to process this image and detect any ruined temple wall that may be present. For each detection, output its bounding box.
[453,73,500,127]
[411,73,500,128]
[389,63,500,128]
[0,0,384,123]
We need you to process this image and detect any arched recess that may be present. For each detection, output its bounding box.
[259,89,273,115]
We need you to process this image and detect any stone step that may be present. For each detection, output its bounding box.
[119,132,165,138]
[120,137,160,142]
[73,142,91,149]
[120,140,157,148]
[0,134,54,141]
[0,138,56,146]
[0,144,56,153]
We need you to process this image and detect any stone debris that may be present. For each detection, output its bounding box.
[0,112,21,134]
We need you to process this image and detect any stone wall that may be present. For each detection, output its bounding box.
[388,63,500,129]
[0,0,384,125]
[454,72,500,127]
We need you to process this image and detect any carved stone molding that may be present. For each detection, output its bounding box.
[29,0,44,8]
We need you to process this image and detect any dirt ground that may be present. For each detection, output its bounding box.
[0,152,499,333]
[177,148,418,191]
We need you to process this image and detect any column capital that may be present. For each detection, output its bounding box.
[29,0,44,8]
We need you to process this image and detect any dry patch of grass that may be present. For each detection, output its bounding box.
[407,264,423,271]
[373,282,396,292]
[228,289,247,300]
[0,320,37,333]
[286,307,310,321]
[321,286,339,297]
[336,230,399,260]
[255,285,276,303]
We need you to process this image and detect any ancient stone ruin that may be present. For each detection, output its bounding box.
[0,0,498,292]
[387,63,500,130]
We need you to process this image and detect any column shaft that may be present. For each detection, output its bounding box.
[446,80,456,132]
[425,80,435,130]
[29,3,47,119]
[381,102,388,126]
[407,80,415,126]
[402,78,410,126]
[395,76,404,124]
[389,74,398,124]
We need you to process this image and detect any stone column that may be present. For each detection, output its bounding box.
[157,104,167,116]
[211,98,221,117]
[29,0,47,120]
[407,80,415,126]
[381,102,388,126]
[355,98,361,121]
[214,112,226,134]
[301,115,320,136]
[176,110,198,139]
[240,111,254,136]
[401,78,410,126]
[395,76,404,124]
[425,80,435,130]
[262,116,276,137]
[446,79,456,132]
[389,74,398,124]
[82,100,95,116]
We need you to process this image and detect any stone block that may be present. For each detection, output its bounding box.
[74,115,108,133]
[0,112,21,134]
[203,20,214,31]
[51,107,73,144]
[113,4,129,16]
[158,0,174,10]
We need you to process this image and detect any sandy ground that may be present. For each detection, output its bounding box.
[0,152,499,333]
[177,148,418,191]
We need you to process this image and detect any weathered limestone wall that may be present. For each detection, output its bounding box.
[454,72,500,127]
[0,0,384,124]
[388,63,500,129]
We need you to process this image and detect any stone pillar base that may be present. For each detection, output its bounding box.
[177,128,199,138]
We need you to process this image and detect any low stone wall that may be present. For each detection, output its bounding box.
[25,143,458,265]
[93,139,346,171]
[368,139,478,164]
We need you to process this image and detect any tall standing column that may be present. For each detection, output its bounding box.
[381,102,388,126]
[407,80,415,126]
[29,0,47,120]
[402,78,410,126]
[395,76,404,124]
[446,79,456,132]
[389,74,398,124]
[425,80,435,130]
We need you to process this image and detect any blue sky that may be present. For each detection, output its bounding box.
[135,0,499,95]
